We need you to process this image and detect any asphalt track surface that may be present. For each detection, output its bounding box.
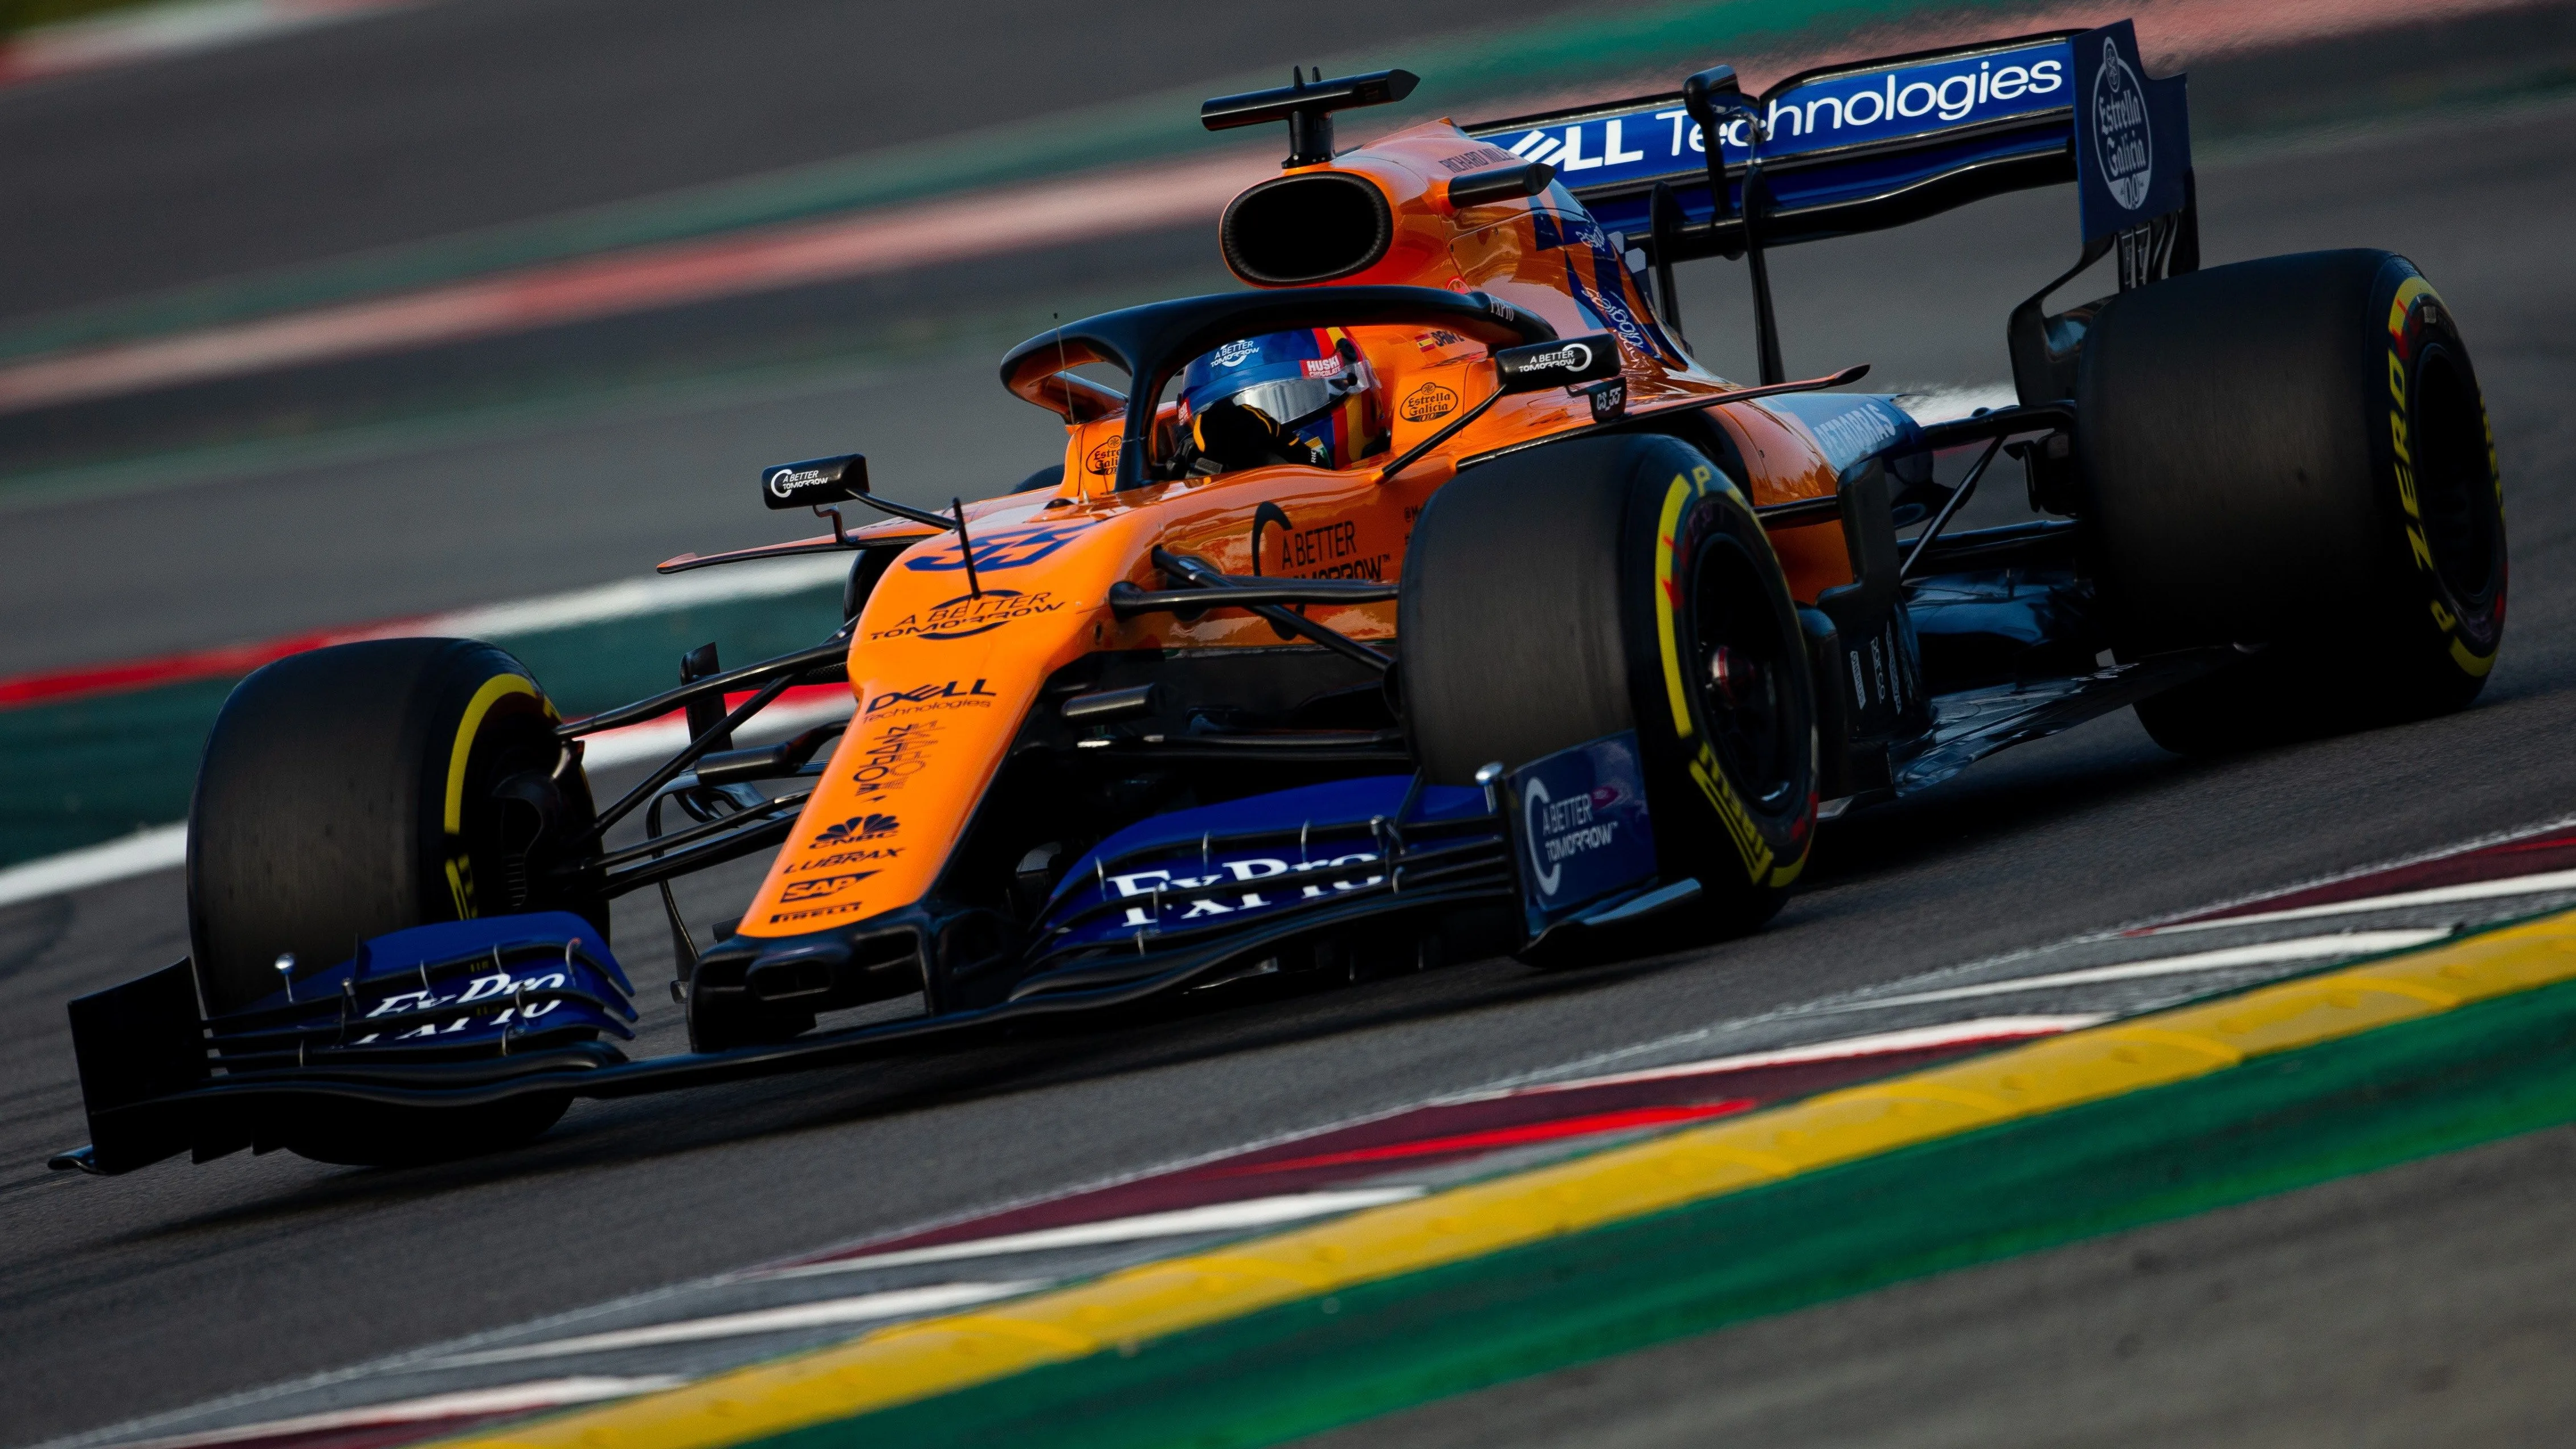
[5,30,2576,1449]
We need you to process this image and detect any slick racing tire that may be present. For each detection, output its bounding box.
[1401,432,1818,951]
[2076,249,2505,754]
[188,638,602,1163]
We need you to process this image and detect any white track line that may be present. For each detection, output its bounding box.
[2144,869,2576,935]
[423,1282,1040,1369]
[2117,811,2576,938]
[1481,1015,2109,1099]
[105,1377,681,1449]
[0,825,187,909]
[403,554,848,640]
[1822,930,2449,1013]
[754,1188,1427,1282]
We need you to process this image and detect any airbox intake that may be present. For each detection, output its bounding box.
[1221,173,1394,286]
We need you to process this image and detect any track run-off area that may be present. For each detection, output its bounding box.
[4,2,2576,1446]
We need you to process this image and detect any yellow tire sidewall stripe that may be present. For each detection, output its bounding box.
[2383,273,2500,680]
[1651,470,1698,742]
[1647,465,1785,887]
[440,673,543,919]
[445,674,543,837]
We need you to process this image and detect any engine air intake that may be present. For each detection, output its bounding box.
[1220,173,1393,287]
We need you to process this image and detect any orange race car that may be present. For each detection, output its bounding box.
[57,20,2505,1173]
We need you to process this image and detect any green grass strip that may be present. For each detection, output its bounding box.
[765,975,2576,1448]
[0,676,234,862]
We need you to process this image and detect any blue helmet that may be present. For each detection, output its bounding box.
[1179,328,1387,473]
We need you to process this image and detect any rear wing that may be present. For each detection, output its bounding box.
[1467,20,2194,398]
[1465,21,2189,256]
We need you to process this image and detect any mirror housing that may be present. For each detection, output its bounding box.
[1681,65,1749,124]
[1492,334,1622,392]
[762,454,866,510]
[1445,159,1557,210]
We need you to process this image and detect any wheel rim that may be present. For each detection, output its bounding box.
[461,705,592,920]
[2410,346,2501,616]
[1685,536,1804,811]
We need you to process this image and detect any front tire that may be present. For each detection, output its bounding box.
[187,638,603,1163]
[2076,249,2505,752]
[1400,433,1818,948]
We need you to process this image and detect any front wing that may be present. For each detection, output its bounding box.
[52,737,1678,1174]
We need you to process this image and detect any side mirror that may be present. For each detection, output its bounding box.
[1681,65,1748,123]
[1446,159,1557,210]
[1492,334,1621,393]
[762,454,866,510]
[1375,333,1624,484]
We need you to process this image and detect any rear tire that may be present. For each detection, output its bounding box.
[2075,249,2505,753]
[1400,433,1818,948]
[187,638,603,1164]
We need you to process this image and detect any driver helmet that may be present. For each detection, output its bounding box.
[1179,328,1388,473]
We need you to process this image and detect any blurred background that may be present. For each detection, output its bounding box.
[1,0,2571,870]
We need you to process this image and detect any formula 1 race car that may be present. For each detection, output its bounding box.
[56,20,2505,1173]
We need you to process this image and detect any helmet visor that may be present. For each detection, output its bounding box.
[1218,376,1343,432]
